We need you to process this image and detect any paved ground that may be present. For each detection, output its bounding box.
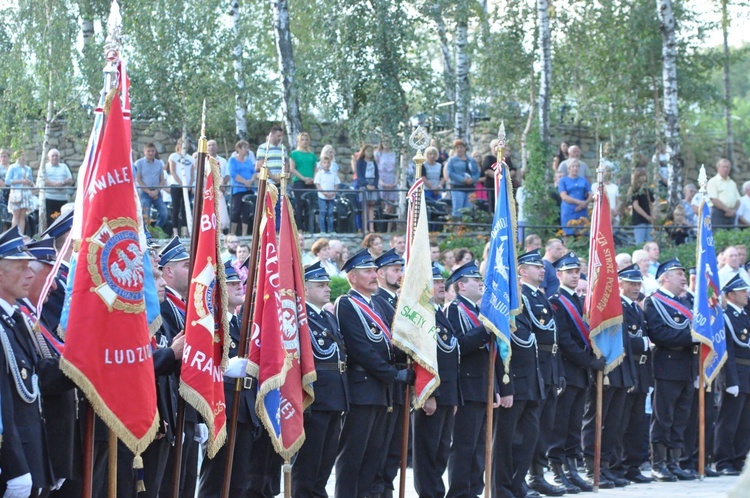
[314,468,742,498]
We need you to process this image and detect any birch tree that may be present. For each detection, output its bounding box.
[657,0,682,209]
[721,0,734,163]
[537,0,552,146]
[229,0,248,140]
[272,0,302,149]
[454,2,470,143]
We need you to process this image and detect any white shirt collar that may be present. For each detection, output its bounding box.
[307,302,323,315]
[727,301,745,314]
[659,287,675,298]
[0,297,15,317]
[522,282,540,293]
[560,285,577,295]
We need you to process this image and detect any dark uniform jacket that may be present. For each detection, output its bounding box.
[0,305,53,489]
[432,305,461,406]
[550,287,597,389]
[152,321,180,442]
[306,303,348,412]
[621,296,651,393]
[511,306,545,401]
[335,289,398,407]
[724,302,750,394]
[521,283,561,387]
[19,300,80,481]
[40,261,68,334]
[644,289,697,382]
[372,287,407,404]
[224,314,259,426]
[446,294,494,403]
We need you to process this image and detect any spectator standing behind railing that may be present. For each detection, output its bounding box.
[314,156,340,235]
[229,140,255,236]
[167,137,195,237]
[375,137,398,216]
[38,148,73,227]
[0,148,9,224]
[558,158,591,235]
[362,232,384,259]
[422,147,445,200]
[319,144,340,177]
[627,167,655,245]
[134,142,168,229]
[5,150,35,235]
[707,158,741,230]
[290,132,318,230]
[446,139,479,221]
[737,181,750,227]
[355,144,379,232]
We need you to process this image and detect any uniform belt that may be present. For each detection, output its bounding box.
[224,376,255,390]
[538,343,558,354]
[317,361,347,373]
[736,358,750,367]
[639,354,648,365]
[666,346,699,354]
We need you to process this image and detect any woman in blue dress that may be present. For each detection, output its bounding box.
[558,158,591,234]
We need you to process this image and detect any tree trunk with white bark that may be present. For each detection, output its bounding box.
[454,8,470,144]
[229,0,248,141]
[722,0,734,164]
[537,0,551,146]
[431,7,455,122]
[272,0,302,149]
[657,0,682,210]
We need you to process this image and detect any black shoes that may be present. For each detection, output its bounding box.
[624,468,654,484]
[601,468,630,487]
[549,462,581,494]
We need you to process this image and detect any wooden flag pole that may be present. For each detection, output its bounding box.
[81,404,95,498]
[108,430,118,498]
[698,368,706,479]
[594,370,603,492]
[398,359,412,498]
[484,339,496,498]
[284,461,292,498]
[221,162,269,498]
[170,103,209,498]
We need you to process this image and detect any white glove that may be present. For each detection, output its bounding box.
[224,357,248,379]
[52,479,66,491]
[726,385,740,397]
[694,377,699,389]
[4,473,33,498]
[643,337,651,350]
[194,423,208,445]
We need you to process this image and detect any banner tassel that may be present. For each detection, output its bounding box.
[134,453,145,493]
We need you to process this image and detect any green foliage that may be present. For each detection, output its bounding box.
[328,276,351,301]
[523,127,558,239]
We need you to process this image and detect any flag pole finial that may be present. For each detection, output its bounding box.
[496,121,506,160]
[409,125,430,179]
[698,164,707,194]
[198,100,207,154]
[597,143,605,185]
[103,0,122,93]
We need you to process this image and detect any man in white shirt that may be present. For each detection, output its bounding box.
[557,145,590,182]
[38,148,74,227]
[736,181,750,227]
[707,158,741,229]
[719,246,750,288]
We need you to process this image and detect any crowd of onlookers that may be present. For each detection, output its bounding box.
[4,131,748,243]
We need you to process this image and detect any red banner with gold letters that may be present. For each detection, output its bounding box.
[179,159,230,458]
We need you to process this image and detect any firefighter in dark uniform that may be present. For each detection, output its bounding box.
[198,261,259,497]
[492,251,546,498]
[22,238,81,497]
[334,249,414,498]
[371,248,405,498]
[517,251,568,497]
[643,258,696,482]
[156,236,202,498]
[39,208,74,334]
[580,268,636,488]
[292,261,349,498]
[612,264,653,483]
[547,253,606,491]
[0,226,53,497]
[412,263,461,498]
[445,261,496,498]
[714,274,750,475]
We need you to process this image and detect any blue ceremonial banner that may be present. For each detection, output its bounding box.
[692,199,727,384]
[479,162,519,381]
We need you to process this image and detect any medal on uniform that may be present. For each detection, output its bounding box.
[542,308,547,314]
[442,334,448,341]
[230,341,236,349]
[742,333,748,342]
[503,373,510,384]
[540,319,545,325]
[322,331,327,337]
[318,339,325,346]
[631,325,636,330]
[675,317,680,323]
[21,368,27,380]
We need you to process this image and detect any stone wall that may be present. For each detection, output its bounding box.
[18,119,750,185]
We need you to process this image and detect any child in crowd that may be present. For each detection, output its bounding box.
[314,156,340,234]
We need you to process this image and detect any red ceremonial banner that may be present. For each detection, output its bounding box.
[60,94,158,454]
[179,159,230,458]
[275,196,316,458]
[584,186,624,372]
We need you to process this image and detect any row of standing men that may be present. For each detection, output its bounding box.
[2,213,749,498]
